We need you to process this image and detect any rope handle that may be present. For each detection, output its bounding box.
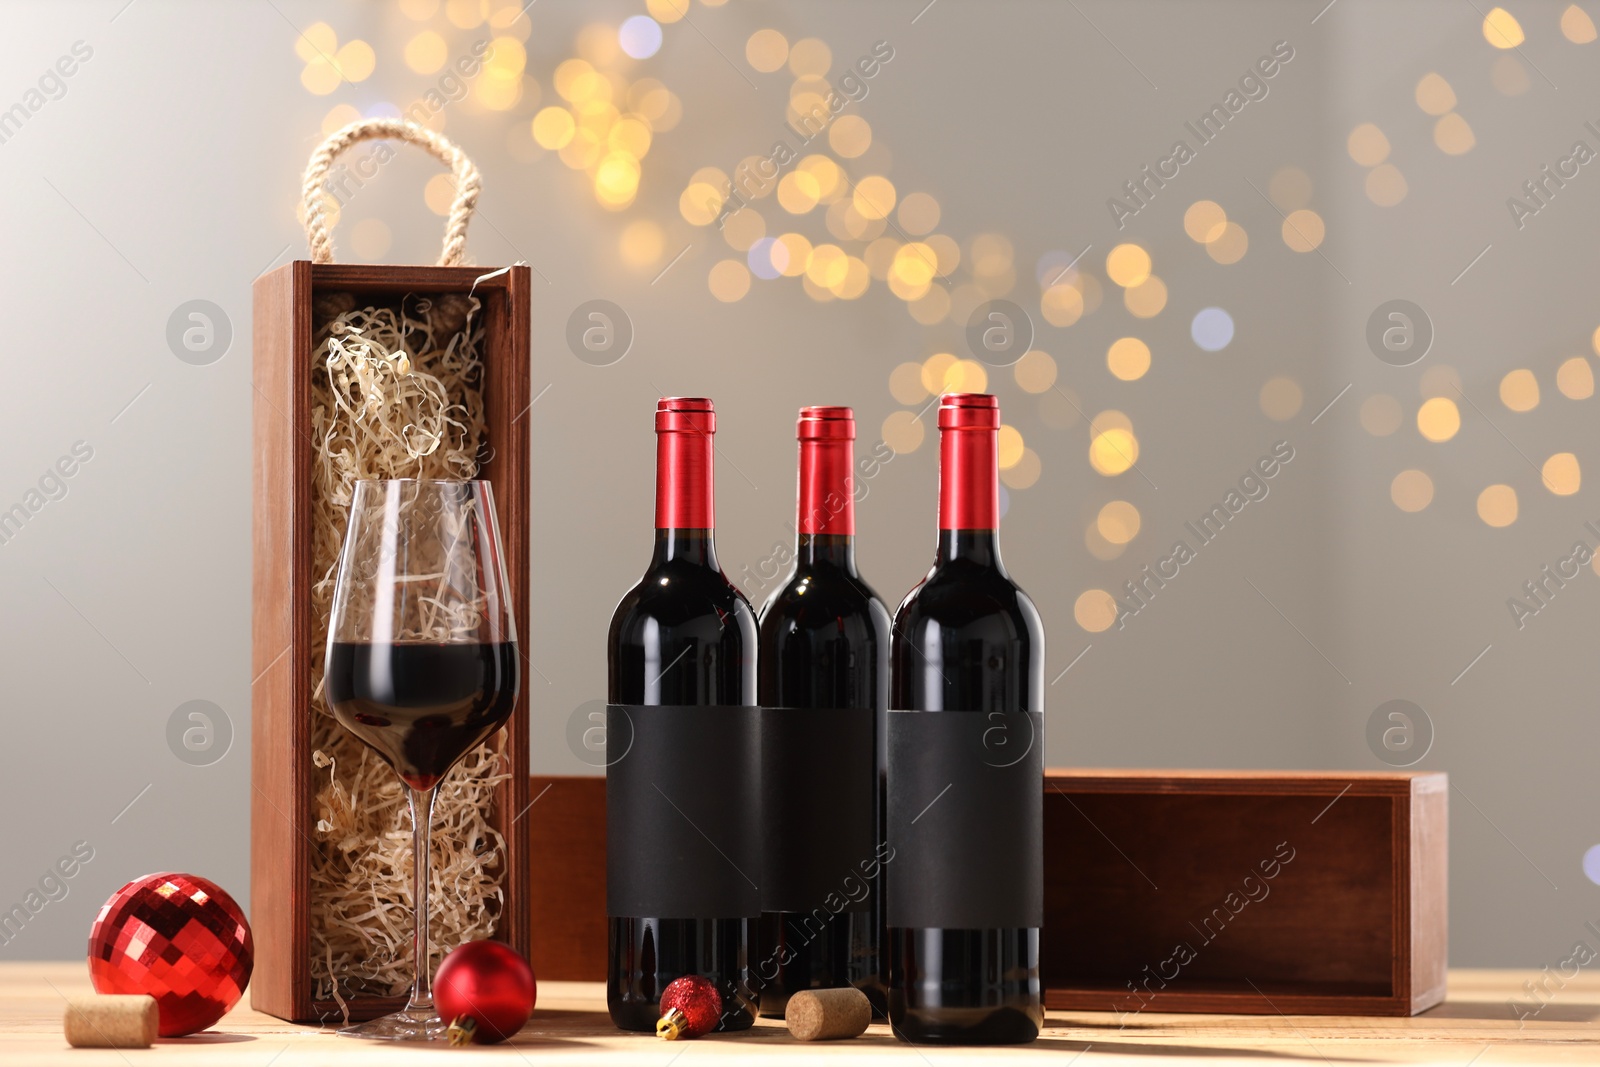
[301,119,480,267]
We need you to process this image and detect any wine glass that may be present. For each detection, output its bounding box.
[324,479,520,1041]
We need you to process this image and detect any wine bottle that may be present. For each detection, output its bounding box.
[756,406,891,1019]
[887,393,1044,1045]
[606,397,760,1033]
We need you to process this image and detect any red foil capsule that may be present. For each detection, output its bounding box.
[655,397,715,530]
[796,405,855,536]
[938,393,1000,531]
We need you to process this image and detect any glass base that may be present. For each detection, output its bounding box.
[337,1007,448,1042]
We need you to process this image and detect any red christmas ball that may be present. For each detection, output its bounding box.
[656,974,722,1040]
[435,940,536,1045]
[88,873,253,1037]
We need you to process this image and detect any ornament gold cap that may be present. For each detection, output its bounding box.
[446,1016,478,1046]
[656,1008,688,1040]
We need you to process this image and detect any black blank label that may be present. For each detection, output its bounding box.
[606,704,761,919]
[759,707,877,913]
[887,709,1043,929]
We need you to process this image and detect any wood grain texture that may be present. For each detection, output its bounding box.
[3,964,1596,1063]
[250,262,531,1024]
[528,777,607,982]
[1041,769,1448,1016]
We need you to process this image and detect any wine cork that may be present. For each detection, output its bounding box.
[784,987,871,1041]
[63,994,159,1049]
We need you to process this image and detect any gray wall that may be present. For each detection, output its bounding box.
[1,0,1596,971]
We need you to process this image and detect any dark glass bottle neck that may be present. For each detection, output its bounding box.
[796,532,858,573]
[653,528,719,568]
[937,528,1003,568]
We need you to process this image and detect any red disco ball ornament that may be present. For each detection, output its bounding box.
[88,873,253,1037]
[436,940,536,1045]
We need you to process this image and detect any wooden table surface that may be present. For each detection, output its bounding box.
[3,964,1595,1064]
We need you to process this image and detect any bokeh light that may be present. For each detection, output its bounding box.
[1184,200,1228,243]
[1097,500,1141,544]
[1483,7,1525,47]
[1434,113,1475,155]
[829,115,871,157]
[1107,337,1151,380]
[890,362,927,404]
[746,28,788,71]
[1543,452,1581,495]
[882,410,925,454]
[619,16,663,60]
[1124,276,1167,318]
[1415,72,1457,114]
[1366,164,1408,206]
[1477,484,1518,526]
[1499,368,1540,412]
[1556,356,1594,398]
[1014,349,1058,393]
[1090,426,1140,476]
[1269,166,1313,210]
[1106,243,1152,287]
[1075,589,1118,632]
[1281,209,1325,252]
[1417,397,1461,442]
[1260,377,1303,420]
[1207,223,1249,264]
[1361,394,1403,436]
[1190,307,1234,351]
[1347,123,1390,166]
[1561,4,1598,42]
[1391,470,1434,512]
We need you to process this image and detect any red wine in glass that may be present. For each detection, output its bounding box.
[324,478,520,1043]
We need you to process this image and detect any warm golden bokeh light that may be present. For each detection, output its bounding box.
[423,173,457,216]
[405,30,448,73]
[1434,113,1476,155]
[1260,377,1304,421]
[1269,166,1313,210]
[1207,223,1249,264]
[1097,500,1142,544]
[897,192,941,235]
[1075,589,1119,633]
[1417,397,1461,442]
[996,425,1025,469]
[531,106,575,149]
[777,171,821,214]
[645,0,687,23]
[1107,337,1151,381]
[1492,54,1532,94]
[1391,470,1434,513]
[620,219,664,268]
[1562,3,1598,41]
[1014,349,1058,393]
[1040,283,1084,327]
[1556,356,1595,399]
[745,27,788,71]
[882,410,925,454]
[679,181,723,226]
[1183,200,1228,243]
[1415,72,1457,114]
[1499,368,1540,412]
[1123,276,1168,318]
[1106,243,1152,287]
[1347,123,1390,166]
[1090,427,1140,476]
[721,208,766,252]
[1366,164,1408,206]
[890,361,928,404]
[828,115,871,157]
[1477,484,1518,527]
[1001,448,1041,489]
[788,37,831,77]
[708,259,751,302]
[1281,209,1325,252]
[853,175,897,220]
[920,353,957,395]
[1483,6,1525,47]
[945,359,989,393]
[1360,394,1403,436]
[1543,452,1581,495]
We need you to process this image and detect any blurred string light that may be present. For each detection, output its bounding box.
[328,4,1595,622]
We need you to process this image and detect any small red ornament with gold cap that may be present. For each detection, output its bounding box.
[656,975,722,1040]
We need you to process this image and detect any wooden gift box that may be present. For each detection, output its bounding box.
[251,261,532,1023]
[1042,769,1447,1016]
[523,771,1447,1019]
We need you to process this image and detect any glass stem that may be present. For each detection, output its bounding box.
[406,785,438,1016]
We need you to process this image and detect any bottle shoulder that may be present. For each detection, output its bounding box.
[893,558,1043,641]
[609,557,758,640]
[758,561,892,639]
